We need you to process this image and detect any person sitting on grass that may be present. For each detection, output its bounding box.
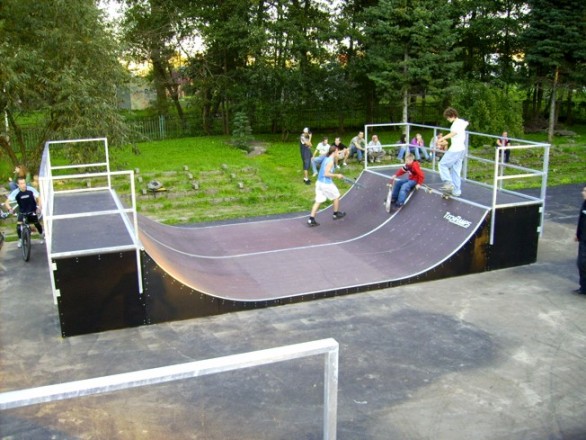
[311,136,330,177]
[348,131,366,162]
[333,137,349,169]
[308,145,346,227]
[367,134,386,163]
[388,153,425,209]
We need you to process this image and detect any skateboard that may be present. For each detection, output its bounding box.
[421,184,451,199]
[385,183,393,213]
[440,190,452,200]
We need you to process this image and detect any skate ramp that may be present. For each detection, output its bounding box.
[138,171,491,301]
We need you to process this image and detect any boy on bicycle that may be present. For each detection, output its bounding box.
[4,176,44,247]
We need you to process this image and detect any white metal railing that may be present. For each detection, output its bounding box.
[38,138,143,302]
[363,122,550,243]
[0,338,339,440]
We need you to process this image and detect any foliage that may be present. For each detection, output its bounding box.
[120,0,188,119]
[361,0,461,121]
[521,0,586,139]
[449,81,524,146]
[0,0,130,172]
[522,0,586,85]
[231,112,254,152]
[452,0,527,84]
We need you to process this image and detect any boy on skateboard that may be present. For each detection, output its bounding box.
[388,153,425,210]
[438,107,469,197]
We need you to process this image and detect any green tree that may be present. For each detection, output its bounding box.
[231,111,254,151]
[361,0,461,123]
[521,0,586,141]
[450,81,524,146]
[452,0,526,85]
[184,0,335,136]
[121,0,188,120]
[0,0,129,171]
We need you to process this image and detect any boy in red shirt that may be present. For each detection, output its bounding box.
[389,153,425,208]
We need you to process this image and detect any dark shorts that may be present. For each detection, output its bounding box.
[17,212,39,223]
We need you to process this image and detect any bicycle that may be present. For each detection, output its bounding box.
[16,212,35,262]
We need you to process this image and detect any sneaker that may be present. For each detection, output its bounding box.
[332,211,346,220]
[307,218,320,227]
[39,234,45,244]
[452,191,461,197]
[304,178,311,185]
[342,162,348,167]
[17,240,22,248]
[440,182,454,192]
[312,172,317,177]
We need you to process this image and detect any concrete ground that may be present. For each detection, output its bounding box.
[0,184,585,440]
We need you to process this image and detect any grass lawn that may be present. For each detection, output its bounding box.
[110,135,353,224]
[108,130,585,224]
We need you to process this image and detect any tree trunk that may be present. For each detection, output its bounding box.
[547,67,558,143]
[151,54,169,117]
[402,89,409,124]
[202,88,212,135]
[402,50,409,123]
[566,88,574,125]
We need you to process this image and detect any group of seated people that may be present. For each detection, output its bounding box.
[311,131,448,175]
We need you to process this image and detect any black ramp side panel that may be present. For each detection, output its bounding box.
[488,205,541,269]
[54,251,146,337]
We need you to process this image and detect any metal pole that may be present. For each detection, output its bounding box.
[323,345,339,440]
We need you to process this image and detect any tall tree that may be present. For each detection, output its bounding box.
[452,0,526,87]
[0,0,129,171]
[121,0,188,120]
[522,0,586,141]
[361,0,461,123]
[184,0,334,135]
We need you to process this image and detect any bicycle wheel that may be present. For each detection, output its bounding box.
[21,225,31,262]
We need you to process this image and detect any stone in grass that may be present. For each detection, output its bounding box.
[187,173,194,180]
[183,165,189,171]
[230,173,236,179]
[137,176,143,183]
[192,182,200,190]
[141,189,147,196]
[238,182,244,189]
[134,168,140,174]
[221,164,229,170]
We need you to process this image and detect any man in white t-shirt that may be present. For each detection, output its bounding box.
[311,136,330,176]
[438,107,469,197]
[367,134,386,163]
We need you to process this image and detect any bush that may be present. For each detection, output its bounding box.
[231,112,254,152]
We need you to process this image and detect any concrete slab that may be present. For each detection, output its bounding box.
[1,187,585,440]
